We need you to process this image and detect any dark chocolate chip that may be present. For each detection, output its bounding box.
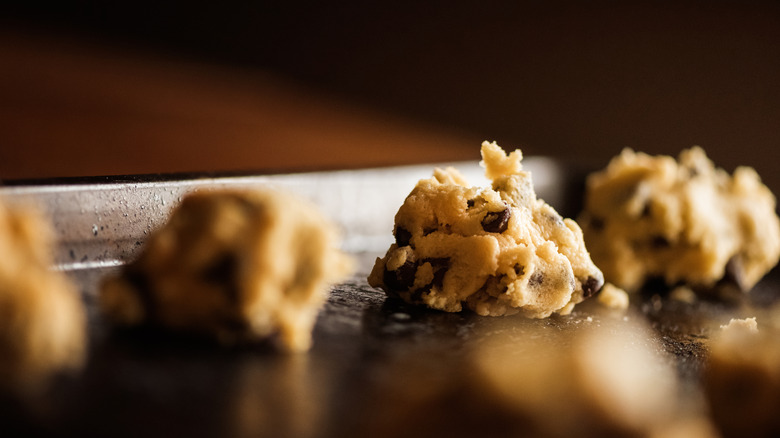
[202,254,242,304]
[422,258,449,289]
[203,253,239,286]
[582,276,603,298]
[641,203,652,218]
[514,264,525,277]
[547,213,564,226]
[424,258,450,268]
[589,216,605,232]
[528,271,544,287]
[466,199,476,208]
[394,226,412,247]
[481,206,511,233]
[651,236,670,248]
[432,266,447,289]
[124,268,156,322]
[383,259,418,292]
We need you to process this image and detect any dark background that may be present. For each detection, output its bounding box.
[2,1,780,192]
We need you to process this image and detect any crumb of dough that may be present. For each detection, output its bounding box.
[100,189,353,351]
[579,147,780,293]
[0,198,86,393]
[719,317,758,334]
[368,141,604,318]
[705,317,780,437]
[596,282,630,311]
[669,286,697,304]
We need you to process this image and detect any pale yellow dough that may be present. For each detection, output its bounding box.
[368,142,604,318]
[100,189,352,351]
[0,198,86,392]
[580,147,780,293]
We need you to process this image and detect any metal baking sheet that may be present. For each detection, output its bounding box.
[0,160,777,437]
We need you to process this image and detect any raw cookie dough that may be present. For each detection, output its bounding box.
[472,321,683,438]
[579,147,780,293]
[355,319,704,438]
[0,198,86,392]
[705,317,780,437]
[368,141,604,317]
[100,189,352,351]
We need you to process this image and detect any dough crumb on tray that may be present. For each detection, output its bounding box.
[579,146,780,294]
[100,189,353,351]
[368,141,604,318]
[0,198,86,394]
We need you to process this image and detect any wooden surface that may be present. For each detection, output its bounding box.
[2,2,780,197]
[0,31,478,180]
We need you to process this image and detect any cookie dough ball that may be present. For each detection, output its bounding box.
[0,199,86,392]
[100,189,353,351]
[356,319,688,438]
[705,318,780,437]
[368,141,604,318]
[580,147,780,293]
[472,320,681,437]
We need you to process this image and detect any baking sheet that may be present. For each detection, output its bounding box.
[1,160,777,437]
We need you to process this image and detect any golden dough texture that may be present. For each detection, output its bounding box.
[0,198,86,392]
[368,141,603,318]
[100,189,352,351]
[579,147,780,293]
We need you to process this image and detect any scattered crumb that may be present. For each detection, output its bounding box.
[669,286,697,304]
[597,283,630,311]
[719,317,758,334]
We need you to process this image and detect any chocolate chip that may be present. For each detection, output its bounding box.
[514,264,525,277]
[651,236,670,248]
[424,258,450,268]
[124,268,156,322]
[582,276,603,298]
[203,253,241,303]
[394,226,412,247]
[589,216,605,232]
[528,271,544,287]
[409,287,426,303]
[418,258,449,290]
[547,213,564,226]
[641,203,652,218]
[383,259,418,292]
[481,206,511,233]
[466,199,476,208]
[203,253,238,285]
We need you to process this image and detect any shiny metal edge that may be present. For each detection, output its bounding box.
[0,158,562,271]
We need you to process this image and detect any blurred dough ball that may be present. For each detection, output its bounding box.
[705,317,780,438]
[0,198,86,393]
[100,189,352,351]
[472,319,683,437]
[356,317,712,438]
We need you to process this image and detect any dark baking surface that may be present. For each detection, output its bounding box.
[2,256,779,438]
[1,162,778,437]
